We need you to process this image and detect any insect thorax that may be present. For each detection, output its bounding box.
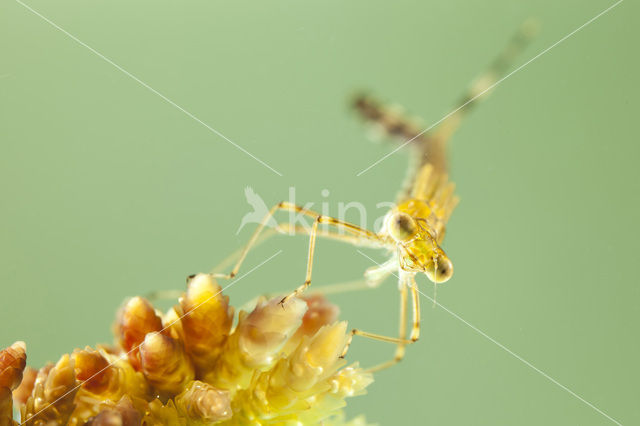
[395,198,446,244]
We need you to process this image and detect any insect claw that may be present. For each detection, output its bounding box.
[278,296,288,308]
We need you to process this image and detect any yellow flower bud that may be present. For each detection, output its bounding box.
[284,294,339,354]
[231,322,351,422]
[139,333,194,396]
[208,296,306,391]
[162,306,184,341]
[13,366,37,408]
[114,296,163,371]
[1,387,15,426]
[142,399,186,426]
[22,354,78,426]
[0,341,27,391]
[178,274,233,375]
[14,279,372,425]
[0,341,27,425]
[327,363,373,398]
[84,395,142,426]
[175,380,232,423]
[68,348,149,425]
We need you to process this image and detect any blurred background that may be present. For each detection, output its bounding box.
[1,0,638,424]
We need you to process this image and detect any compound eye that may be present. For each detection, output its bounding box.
[425,255,453,284]
[387,212,417,242]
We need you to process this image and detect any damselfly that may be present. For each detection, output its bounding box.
[180,21,537,372]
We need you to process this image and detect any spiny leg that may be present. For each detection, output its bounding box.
[366,275,421,373]
[409,275,421,341]
[275,223,381,248]
[217,222,377,277]
[364,282,408,373]
[226,224,389,310]
[236,254,392,314]
[213,201,380,299]
[212,202,285,280]
[277,215,320,304]
[146,223,380,304]
[237,277,377,315]
[279,212,381,304]
[211,228,279,274]
[340,274,421,372]
[218,222,380,275]
[146,228,280,303]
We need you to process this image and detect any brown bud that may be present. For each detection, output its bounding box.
[115,297,163,371]
[69,348,149,424]
[161,306,184,341]
[22,354,78,425]
[13,366,37,407]
[1,387,15,426]
[0,341,27,391]
[73,348,114,395]
[301,294,339,334]
[284,294,339,353]
[178,274,233,373]
[139,333,194,396]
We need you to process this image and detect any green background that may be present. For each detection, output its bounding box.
[1,0,638,424]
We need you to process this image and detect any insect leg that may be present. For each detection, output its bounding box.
[216,221,377,278]
[279,210,381,304]
[340,274,420,372]
[147,222,380,304]
[362,282,409,373]
[211,228,279,274]
[212,202,285,280]
[215,202,380,298]
[409,275,421,342]
[146,228,280,302]
[236,278,375,313]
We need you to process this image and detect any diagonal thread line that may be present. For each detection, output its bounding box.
[412,286,623,426]
[356,0,624,177]
[356,250,623,426]
[20,250,283,425]
[14,0,283,177]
